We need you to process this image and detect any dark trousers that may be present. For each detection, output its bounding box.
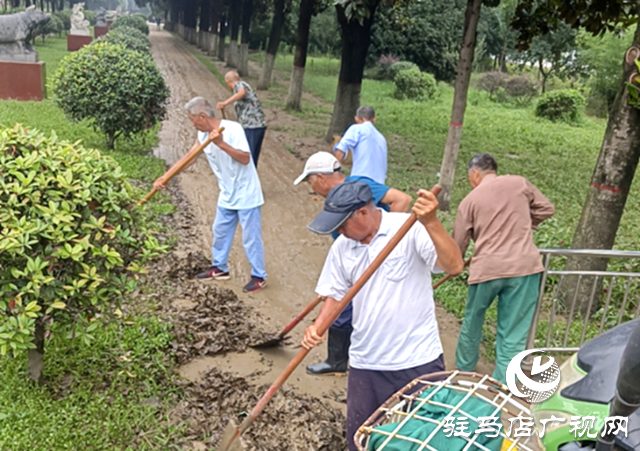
[333,302,353,329]
[243,127,266,167]
[346,354,445,451]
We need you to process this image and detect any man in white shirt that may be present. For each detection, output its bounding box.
[333,106,388,184]
[153,96,267,293]
[302,181,463,450]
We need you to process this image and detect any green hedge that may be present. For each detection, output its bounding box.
[393,68,437,101]
[535,89,585,122]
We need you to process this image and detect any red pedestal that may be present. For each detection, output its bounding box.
[0,61,46,101]
[107,19,113,27]
[94,26,109,38]
[67,34,92,51]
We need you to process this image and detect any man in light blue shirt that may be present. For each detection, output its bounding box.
[153,96,267,293]
[334,106,388,184]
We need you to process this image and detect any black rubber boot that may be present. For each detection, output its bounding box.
[306,326,352,376]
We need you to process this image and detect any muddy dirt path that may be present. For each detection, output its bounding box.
[148,29,492,408]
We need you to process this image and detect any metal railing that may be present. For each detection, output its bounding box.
[526,249,640,353]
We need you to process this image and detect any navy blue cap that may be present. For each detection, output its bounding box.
[307,181,374,235]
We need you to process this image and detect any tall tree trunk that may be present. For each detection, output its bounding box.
[538,56,550,93]
[184,0,197,43]
[437,0,483,211]
[285,0,314,111]
[257,0,286,90]
[209,0,222,56]
[499,22,510,73]
[199,0,211,49]
[325,1,380,141]
[238,0,252,76]
[28,321,45,384]
[217,12,227,60]
[226,0,240,67]
[562,23,640,316]
[169,0,180,27]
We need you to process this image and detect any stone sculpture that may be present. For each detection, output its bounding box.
[105,6,122,22]
[96,7,107,27]
[70,2,90,36]
[0,6,50,63]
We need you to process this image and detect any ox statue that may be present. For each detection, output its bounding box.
[0,6,50,63]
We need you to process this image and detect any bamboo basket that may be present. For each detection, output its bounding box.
[354,371,542,451]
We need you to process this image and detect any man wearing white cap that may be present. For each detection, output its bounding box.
[294,152,411,376]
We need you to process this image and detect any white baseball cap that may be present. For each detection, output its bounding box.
[293,152,341,185]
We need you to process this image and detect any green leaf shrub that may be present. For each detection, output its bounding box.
[53,9,71,32]
[476,71,509,99]
[83,9,96,26]
[389,61,419,80]
[498,75,539,106]
[0,125,165,356]
[96,26,150,54]
[393,68,437,101]
[40,14,64,40]
[535,89,585,122]
[52,42,169,149]
[111,14,149,36]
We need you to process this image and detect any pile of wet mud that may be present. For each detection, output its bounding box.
[168,283,268,363]
[133,185,272,361]
[138,184,347,449]
[171,368,347,450]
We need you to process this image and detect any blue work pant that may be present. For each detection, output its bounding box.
[212,205,267,279]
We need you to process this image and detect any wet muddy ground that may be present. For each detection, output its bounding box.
[144,28,494,449]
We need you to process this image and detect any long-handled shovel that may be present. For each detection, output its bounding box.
[219,185,443,451]
[250,258,470,349]
[137,126,224,205]
[250,295,325,348]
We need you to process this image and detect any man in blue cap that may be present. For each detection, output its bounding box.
[301,181,463,451]
[294,151,412,377]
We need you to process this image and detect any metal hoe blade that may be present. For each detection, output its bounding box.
[249,335,283,348]
[219,419,246,451]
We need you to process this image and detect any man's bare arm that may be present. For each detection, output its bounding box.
[301,296,340,349]
[380,188,412,212]
[412,189,464,275]
[217,86,246,110]
[210,131,251,165]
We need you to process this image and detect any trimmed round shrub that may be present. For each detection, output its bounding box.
[535,89,585,122]
[52,42,169,149]
[0,125,164,356]
[96,26,150,54]
[53,9,72,32]
[389,61,419,80]
[40,14,64,39]
[499,76,539,106]
[477,71,509,98]
[393,68,437,101]
[111,14,149,36]
[83,9,96,26]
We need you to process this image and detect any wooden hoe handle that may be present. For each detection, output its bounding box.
[276,295,324,339]
[138,127,224,205]
[221,185,443,449]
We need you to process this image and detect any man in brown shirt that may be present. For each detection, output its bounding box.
[453,153,554,383]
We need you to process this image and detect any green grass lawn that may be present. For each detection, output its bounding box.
[1,35,181,450]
